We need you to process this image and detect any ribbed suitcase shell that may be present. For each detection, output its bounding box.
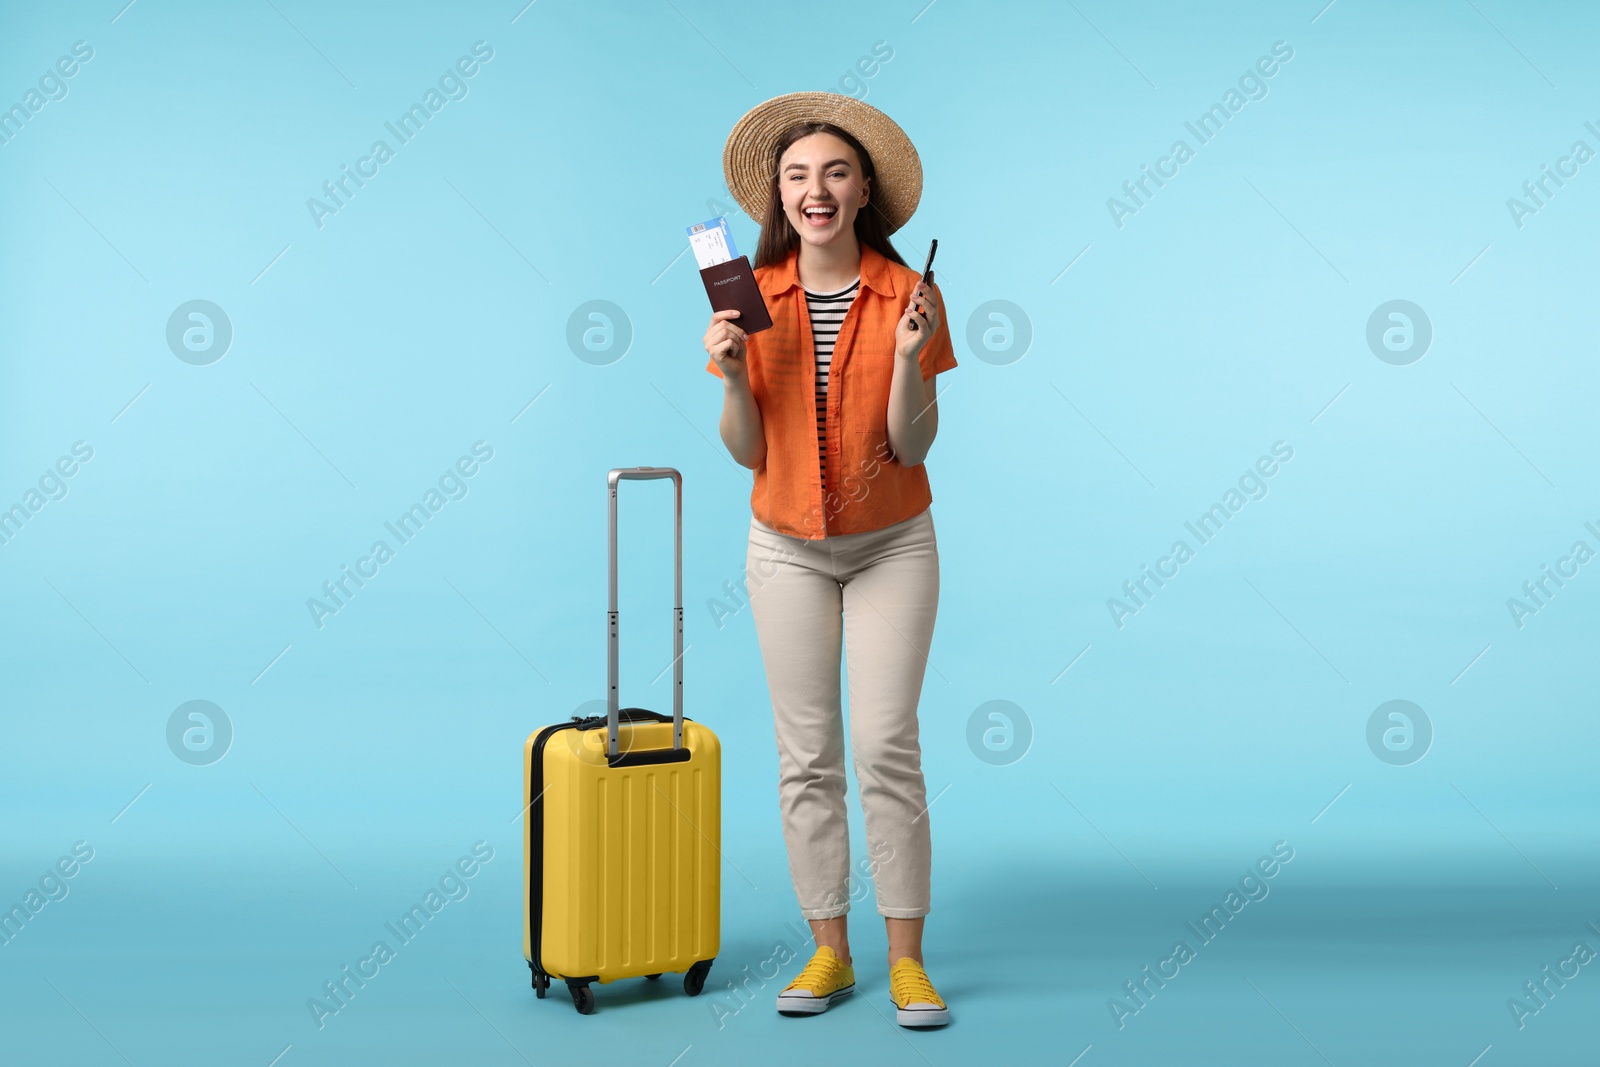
[522,713,721,983]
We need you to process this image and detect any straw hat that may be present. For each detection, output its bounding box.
[722,91,923,234]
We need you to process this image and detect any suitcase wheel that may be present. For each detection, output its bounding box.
[531,970,549,999]
[567,979,596,1015]
[684,959,713,997]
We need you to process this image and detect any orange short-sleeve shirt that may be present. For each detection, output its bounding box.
[706,242,957,540]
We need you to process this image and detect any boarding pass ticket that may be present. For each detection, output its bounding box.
[686,216,740,269]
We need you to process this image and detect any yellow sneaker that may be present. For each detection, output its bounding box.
[776,945,855,1016]
[889,956,949,1027]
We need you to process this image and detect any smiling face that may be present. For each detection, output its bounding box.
[777,131,871,248]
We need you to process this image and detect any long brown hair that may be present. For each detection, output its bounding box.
[752,122,909,271]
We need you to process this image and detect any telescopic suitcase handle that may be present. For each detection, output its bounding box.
[606,467,684,759]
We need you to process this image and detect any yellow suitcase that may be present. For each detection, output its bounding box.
[523,467,720,1014]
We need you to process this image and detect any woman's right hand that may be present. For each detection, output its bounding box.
[704,309,748,380]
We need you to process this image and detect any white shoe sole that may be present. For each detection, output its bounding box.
[895,1002,950,1027]
[777,983,855,1015]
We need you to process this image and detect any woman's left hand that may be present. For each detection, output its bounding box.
[895,281,940,362]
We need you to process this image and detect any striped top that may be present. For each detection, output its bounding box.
[803,275,860,488]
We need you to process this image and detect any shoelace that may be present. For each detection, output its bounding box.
[891,964,943,1006]
[789,954,844,992]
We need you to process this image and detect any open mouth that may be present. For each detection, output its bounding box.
[801,204,838,228]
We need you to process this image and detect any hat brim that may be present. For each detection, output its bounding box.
[722,92,922,235]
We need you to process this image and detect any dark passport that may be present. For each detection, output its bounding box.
[700,255,773,334]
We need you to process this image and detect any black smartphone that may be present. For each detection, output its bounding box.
[909,238,937,331]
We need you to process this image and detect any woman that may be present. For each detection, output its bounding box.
[702,92,956,1028]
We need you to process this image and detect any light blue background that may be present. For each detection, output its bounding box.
[2,1,1596,1063]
